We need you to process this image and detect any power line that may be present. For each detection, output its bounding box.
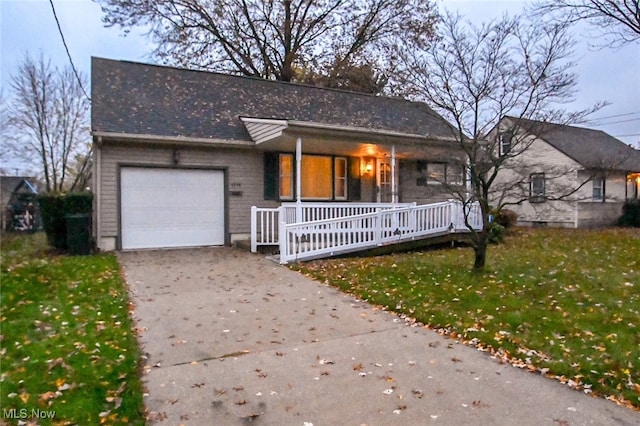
[613,133,640,137]
[49,0,91,103]
[588,117,640,126]
[585,111,640,122]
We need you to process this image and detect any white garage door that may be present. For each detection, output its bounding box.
[121,168,225,249]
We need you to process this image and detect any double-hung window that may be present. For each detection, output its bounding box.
[530,173,546,203]
[334,157,347,200]
[279,154,294,200]
[592,177,605,201]
[416,162,464,186]
[499,132,513,156]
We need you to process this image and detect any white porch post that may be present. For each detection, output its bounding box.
[391,145,398,204]
[296,137,302,223]
[465,157,472,201]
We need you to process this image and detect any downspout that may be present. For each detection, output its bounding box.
[296,137,302,223]
[574,169,579,228]
[94,136,102,249]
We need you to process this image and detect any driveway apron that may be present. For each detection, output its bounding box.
[118,248,638,425]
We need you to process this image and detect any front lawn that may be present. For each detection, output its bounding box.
[0,233,144,425]
[296,228,640,410]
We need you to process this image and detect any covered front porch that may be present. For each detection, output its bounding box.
[242,116,479,263]
[242,116,468,206]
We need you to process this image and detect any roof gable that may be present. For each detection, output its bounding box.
[506,117,640,171]
[1,176,38,207]
[91,57,456,143]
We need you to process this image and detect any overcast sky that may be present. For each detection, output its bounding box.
[1,0,639,174]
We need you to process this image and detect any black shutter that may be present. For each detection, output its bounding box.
[264,152,278,200]
[348,157,361,201]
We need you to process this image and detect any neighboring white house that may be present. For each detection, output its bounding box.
[492,117,640,228]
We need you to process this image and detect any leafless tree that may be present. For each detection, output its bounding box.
[4,54,91,192]
[401,12,603,271]
[96,0,438,88]
[533,0,640,47]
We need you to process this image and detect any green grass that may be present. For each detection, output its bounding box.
[295,228,640,410]
[1,233,144,425]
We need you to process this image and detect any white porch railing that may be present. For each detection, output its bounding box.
[251,201,483,263]
[280,202,415,223]
[250,202,413,252]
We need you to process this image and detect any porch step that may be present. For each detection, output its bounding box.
[234,239,279,254]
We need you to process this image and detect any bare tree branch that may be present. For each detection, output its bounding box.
[400,11,605,271]
[533,0,640,47]
[96,0,438,89]
[4,54,90,193]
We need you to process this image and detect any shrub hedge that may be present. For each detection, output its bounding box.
[38,192,93,249]
[618,200,640,227]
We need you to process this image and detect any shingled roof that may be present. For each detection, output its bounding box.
[507,116,640,171]
[91,57,456,143]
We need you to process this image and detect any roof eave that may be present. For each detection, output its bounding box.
[240,117,459,147]
[91,131,254,148]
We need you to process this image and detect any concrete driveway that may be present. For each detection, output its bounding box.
[118,247,638,425]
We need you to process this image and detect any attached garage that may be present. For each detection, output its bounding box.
[120,167,226,250]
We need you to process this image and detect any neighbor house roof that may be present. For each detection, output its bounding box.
[1,176,38,208]
[506,116,640,171]
[91,57,457,144]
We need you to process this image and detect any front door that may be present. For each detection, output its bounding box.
[377,159,392,203]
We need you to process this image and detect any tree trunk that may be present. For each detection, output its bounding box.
[473,234,488,272]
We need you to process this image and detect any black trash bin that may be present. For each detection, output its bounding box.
[66,213,91,255]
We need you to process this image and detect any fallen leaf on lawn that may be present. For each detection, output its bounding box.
[39,391,59,403]
[58,383,73,391]
[106,396,123,409]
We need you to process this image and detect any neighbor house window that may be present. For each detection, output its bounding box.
[592,177,605,201]
[530,173,546,203]
[499,131,513,156]
[334,157,347,200]
[279,154,294,200]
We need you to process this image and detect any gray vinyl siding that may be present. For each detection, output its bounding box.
[98,141,275,242]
